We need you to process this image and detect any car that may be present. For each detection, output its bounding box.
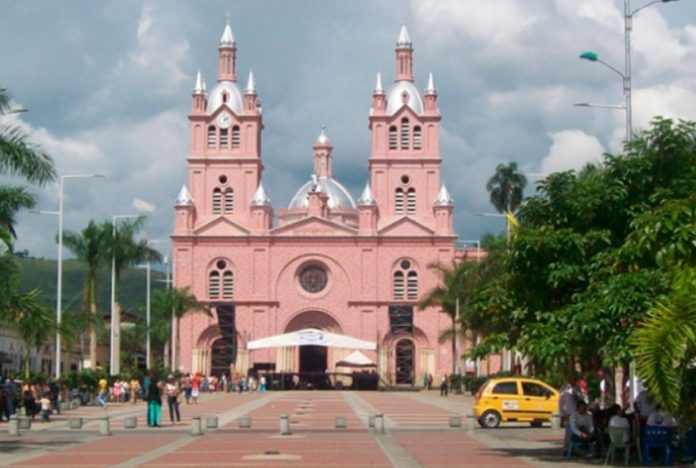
[473,377,559,428]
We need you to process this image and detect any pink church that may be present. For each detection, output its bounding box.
[172,22,484,385]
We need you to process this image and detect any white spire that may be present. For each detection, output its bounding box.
[316,124,330,145]
[358,181,377,206]
[175,184,194,206]
[250,182,271,206]
[193,70,203,94]
[374,72,384,95]
[434,183,454,206]
[397,24,412,48]
[425,72,437,95]
[245,70,256,94]
[220,20,236,47]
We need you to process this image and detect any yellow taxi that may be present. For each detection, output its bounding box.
[473,377,559,428]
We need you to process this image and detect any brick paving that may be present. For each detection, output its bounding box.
[0,391,590,467]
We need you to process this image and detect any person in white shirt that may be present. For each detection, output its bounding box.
[569,400,596,449]
[607,404,631,443]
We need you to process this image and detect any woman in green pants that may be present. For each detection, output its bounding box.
[146,377,162,427]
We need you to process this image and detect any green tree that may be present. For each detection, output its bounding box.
[485,162,527,214]
[102,217,161,372]
[62,220,109,368]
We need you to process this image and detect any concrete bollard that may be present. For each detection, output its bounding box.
[279,414,291,435]
[98,416,111,436]
[8,416,20,436]
[551,413,562,432]
[124,416,137,429]
[466,414,477,432]
[239,416,251,428]
[70,400,79,410]
[374,414,385,434]
[60,402,71,412]
[69,418,83,429]
[205,416,218,429]
[335,416,347,429]
[191,416,203,436]
[18,416,32,430]
[449,416,462,428]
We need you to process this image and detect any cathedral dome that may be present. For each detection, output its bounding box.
[206,81,244,115]
[288,176,357,209]
[386,80,423,115]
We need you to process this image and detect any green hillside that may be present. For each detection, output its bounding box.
[17,257,167,314]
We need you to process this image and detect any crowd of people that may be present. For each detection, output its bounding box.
[0,373,61,423]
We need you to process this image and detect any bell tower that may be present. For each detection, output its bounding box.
[368,25,447,230]
[184,21,266,231]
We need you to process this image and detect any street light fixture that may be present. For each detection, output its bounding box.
[32,173,105,378]
[110,214,142,376]
[578,0,679,144]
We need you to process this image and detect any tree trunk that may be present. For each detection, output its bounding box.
[175,316,181,372]
[89,276,98,368]
[24,348,31,380]
[451,315,457,375]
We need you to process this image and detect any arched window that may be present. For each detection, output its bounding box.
[207,126,216,148]
[220,128,229,148]
[212,188,222,214]
[407,271,419,300]
[389,126,398,150]
[400,118,410,150]
[395,188,405,214]
[224,188,234,214]
[413,126,422,150]
[209,271,220,299]
[392,271,405,299]
[231,125,240,148]
[407,188,416,214]
[222,271,234,299]
[222,92,228,104]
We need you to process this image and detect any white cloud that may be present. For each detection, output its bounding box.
[132,198,156,214]
[554,0,622,31]
[541,130,605,174]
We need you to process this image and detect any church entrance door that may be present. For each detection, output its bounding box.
[395,339,415,384]
[299,345,327,373]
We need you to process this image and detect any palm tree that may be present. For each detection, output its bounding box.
[151,286,209,370]
[418,261,475,375]
[103,217,161,372]
[62,220,109,368]
[4,286,54,379]
[486,162,527,214]
[633,267,696,420]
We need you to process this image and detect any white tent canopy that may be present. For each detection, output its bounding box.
[335,350,377,368]
[247,328,376,351]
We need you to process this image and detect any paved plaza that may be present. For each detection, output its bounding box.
[0,390,599,467]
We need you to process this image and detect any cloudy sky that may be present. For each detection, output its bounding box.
[3,0,696,259]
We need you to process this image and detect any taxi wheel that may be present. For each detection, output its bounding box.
[530,421,544,428]
[479,410,501,428]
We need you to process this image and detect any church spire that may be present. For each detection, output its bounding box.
[374,72,384,95]
[313,125,332,178]
[218,20,237,82]
[395,24,414,82]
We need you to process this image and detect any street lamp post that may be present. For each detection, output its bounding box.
[579,0,679,144]
[34,174,105,378]
[110,214,140,376]
[144,239,168,370]
[579,0,678,406]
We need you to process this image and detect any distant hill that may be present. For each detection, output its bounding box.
[17,257,167,314]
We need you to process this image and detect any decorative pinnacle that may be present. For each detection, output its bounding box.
[175,184,194,206]
[193,70,203,94]
[358,181,377,206]
[316,124,330,144]
[245,70,257,94]
[250,182,271,206]
[397,24,412,48]
[220,20,236,47]
[374,72,384,95]
[425,72,437,95]
[434,183,454,206]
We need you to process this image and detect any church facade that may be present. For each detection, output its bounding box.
[172,22,480,384]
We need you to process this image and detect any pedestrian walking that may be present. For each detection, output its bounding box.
[164,375,181,425]
[147,377,162,427]
[129,377,140,404]
[97,377,108,410]
[440,374,448,397]
[191,373,201,404]
[39,393,51,422]
[259,375,266,393]
[182,374,192,404]
[48,376,60,415]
